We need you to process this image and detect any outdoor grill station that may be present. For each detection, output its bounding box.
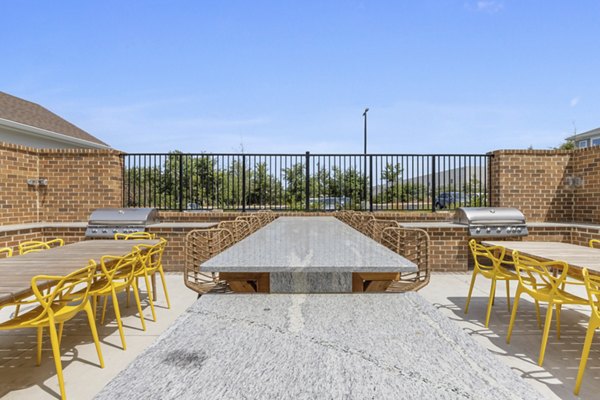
[85,207,159,238]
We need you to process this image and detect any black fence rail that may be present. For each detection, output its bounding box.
[122,153,492,212]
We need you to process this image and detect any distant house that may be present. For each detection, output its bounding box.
[0,91,110,149]
[567,127,600,149]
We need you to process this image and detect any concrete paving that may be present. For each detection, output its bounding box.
[1,272,599,399]
[419,272,599,400]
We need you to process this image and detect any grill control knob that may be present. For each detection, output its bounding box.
[92,229,97,233]
[113,229,118,233]
[517,227,522,233]
[496,227,502,233]
[486,227,491,233]
[102,229,107,233]
[475,227,481,233]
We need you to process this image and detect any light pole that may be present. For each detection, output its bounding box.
[362,108,369,208]
[363,108,369,155]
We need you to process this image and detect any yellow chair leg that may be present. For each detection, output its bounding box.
[556,304,561,339]
[534,300,542,329]
[575,315,599,395]
[126,285,131,308]
[36,326,43,366]
[506,286,522,344]
[111,288,127,350]
[464,270,478,314]
[57,322,64,346]
[485,279,497,328]
[538,303,554,366]
[48,321,66,400]
[143,273,157,322]
[83,301,104,368]
[15,304,21,318]
[505,280,511,313]
[158,268,171,309]
[100,295,109,325]
[92,295,98,319]
[132,279,147,331]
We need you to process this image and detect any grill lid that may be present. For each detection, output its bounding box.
[454,207,526,225]
[88,208,159,225]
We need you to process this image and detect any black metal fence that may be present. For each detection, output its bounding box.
[122,152,492,212]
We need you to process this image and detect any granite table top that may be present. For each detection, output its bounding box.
[201,217,418,273]
[95,293,543,400]
[483,240,600,274]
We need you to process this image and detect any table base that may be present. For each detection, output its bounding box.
[219,272,400,293]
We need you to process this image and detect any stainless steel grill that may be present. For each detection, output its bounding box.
[453,207,528,237]
[85,208,159,238]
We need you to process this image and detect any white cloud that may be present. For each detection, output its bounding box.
[570,97,580,107]
[475,1,504,13]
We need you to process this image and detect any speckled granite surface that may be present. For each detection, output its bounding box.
[202,217,417,273]
[95,293,543,400]
[270,271,352,293]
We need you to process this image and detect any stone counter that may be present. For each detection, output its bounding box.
[95,293,543,400]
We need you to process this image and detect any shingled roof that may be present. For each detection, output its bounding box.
[0,91,109,147]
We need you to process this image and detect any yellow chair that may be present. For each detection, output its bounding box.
[464,240,522,328]
[132,238,170,322]
[574,268,600,395]
[19,238,64,255]
[114,231,156,240]
[507,251,587,366]
[589,239,600,249]
[88,251,146,348]
[0,261,104,400]
[0,247,12,258]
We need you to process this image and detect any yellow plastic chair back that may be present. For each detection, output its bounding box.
[18,238,64,255]
[0,247,12,258]
[135,238,167,275]
[469,240,509,275]
[114,231,156,240]
[31,261,96,322]
[575,268,600,394]
[96,250,140,291]
[589,239,600,249]
[512,251,569,301]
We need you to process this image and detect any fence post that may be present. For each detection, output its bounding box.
[242,155,246,212]
[369,155,373,212]
[305,151,310,211]
[178,153,184,212]
[431,155,436,212]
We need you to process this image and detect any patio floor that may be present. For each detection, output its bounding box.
[0,272,598,399]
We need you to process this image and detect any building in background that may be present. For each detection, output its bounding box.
[0,91,110,149]
[567,127,600,149]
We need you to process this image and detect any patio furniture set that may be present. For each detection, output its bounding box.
[466,238,600,395]
[0,233,170,400]
[4,209,600,398]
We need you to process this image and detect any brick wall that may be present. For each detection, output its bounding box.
[489,149,573,222]
[0,142,123,224]
[572,147,600,223]
[489,146,600,224]
[0,143,39,224]
[38,148,123,222]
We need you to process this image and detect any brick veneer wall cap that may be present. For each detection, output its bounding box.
[487,149,573,156]
[0,141,124,156]
[0,141,40,155]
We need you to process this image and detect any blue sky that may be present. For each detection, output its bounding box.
[2,1,599,153]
